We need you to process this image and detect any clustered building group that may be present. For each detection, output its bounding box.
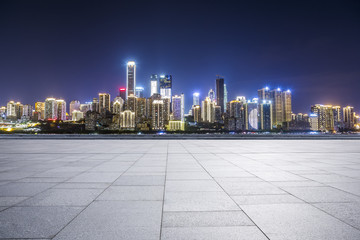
[1,61,359,132]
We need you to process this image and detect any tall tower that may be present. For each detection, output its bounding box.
[126,61,136,99]
[282,90,292,122]
[56,99,66,121]
[69,100,80,116]
[193,92,200,106]
[224,84,228,112]
[44,98,57,120]
[150,74,158,96]
[216,76,224,113]
[343,106,355,129]
[172,95,183,121]
[159,75,172,99]
[201,97,216,123]
[270,88,283,127]
[258,87,270,102]
[259,100,273,130]
[99,93,111,114]
[208,89,215,102]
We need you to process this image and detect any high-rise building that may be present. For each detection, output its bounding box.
[159,75,172,99]
[35,102,45,120]
[311,104,334,131]
[80,102,92,113]
[6,101,16,118]
[270,88,283,127]
[152,100,165,130]
[244,100,258,130]
[120,110,135,129]
[92,98,99,112]
[150,74,158,96]
[201,97,216,123]
[224,84,228,112]
[23,104,33,119]
[56,99,66,121]
[181,93,185,121]
[257,87,271,103]
[343,106,355,129]
[135,86,144,98]
[259,100,273,130]
[309,114,319,131]
[192,105,201,123]
[282,90,292,122]
[45,98,57,120]
[126,61,136,99]
[98,93,110,114]
[208,89,215,102]
[216,76,225,113]
[163,97,171,124]
[332,106,342,130]
[227,100,245,130]
[119,88,126,101]
[126,94,137,112]
[172,95,184,121]
[193,92,200,106]
[236,96,246,103]
[112,98,123,115]
[69,101,80,116]
[72,110,84,121]
[136,97,147,123]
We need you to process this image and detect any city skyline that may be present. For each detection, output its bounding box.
[0,1,359,113]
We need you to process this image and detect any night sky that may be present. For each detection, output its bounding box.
[1,0,359,113]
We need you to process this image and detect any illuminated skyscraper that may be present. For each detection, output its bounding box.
[224,84,228,112]
[126,94,137,112]
[98,93,110,114]
[136,97,147,123]
[150,74,158,96]
[135,86,144,98]
[92,98,99,112]
[332,106,342,130]
[193,92,200,106]
[282,90,292,122]
[119,88,126,101]
[163,97,171,124]
[72,110,84,121]
[270,88,283,127]
[172,94,185,121]
[112,97,123,115]
[201,97,216,123]
[159,75,172,99]
[35,102,45,120]
[6,101,16,118]
[126,61,136,99]
[311,104,334,131]
[45,98,57,120]
[259,100,273,130]
[244,100,258,130]
[216,76,224,113]
[258,87,270,102]
[56,99,66,121]
[23,104,33,119]
[208,89,215,102]
[80,102,92,113]
[120,110,135,129]
[69,101,80,116]
[309,114,319,131]
[343,106,355,129]
[192,105,201,122]
[152,100,165,130]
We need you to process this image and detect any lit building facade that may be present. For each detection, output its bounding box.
[150,74,158,96]
[201,97,215,123]
[69,101,80,116]
[126,61,136,99]
[193,92,200,106]
[72,110,84,121]
[159,75,172,99]
[56,99,66,121]
[45,98,57,120]
[216,76,224,113]
[343,106,355,130]
[120,110,135,129]
[259,100,273,130]
[35,102,45,120]
[152,100,165,130]
[245,100,258,130]
[98,93,110,114]
[135,86,144,98]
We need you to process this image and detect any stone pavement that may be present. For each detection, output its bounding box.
[0,139,360,239]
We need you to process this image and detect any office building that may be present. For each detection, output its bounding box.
[282,90,292,122]
[119,88,126,101]
[98,93,110,114]
[270,88,283,127]
[150,74,158,96]
[120,110,135,129]
[311,104,334,131]
[258,87,271,103]
[152,100,165,130]
[208,89,215,102]
[167,120,185,131]
[112,98,123,115]
[193,92,200,106]
[126,61,136,99]
[23,104,33,119]
[343,106,355,129]
[6,101,16,118]
[135,86,144,98]
[216,76,225,113]
[72,110,84,121]
[69,101,80,116]
[56,99,66,121]
[92,98,99,113]
[224,83,228,112]
[201,97,215,123]
[136,98,147,123]
[45,98,57,120]
[192,105,201,122]
[172,95,184,121]
[159,75,172,99]
[259,100,273,130]
[80,102,92,113]
[244,100,258,130]
[126,94,137,112]
[35,102,45,120]
[309,114,319,131]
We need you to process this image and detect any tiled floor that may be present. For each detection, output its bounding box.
[0,139,360,239]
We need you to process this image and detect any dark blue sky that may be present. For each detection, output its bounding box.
[1,0,359,113]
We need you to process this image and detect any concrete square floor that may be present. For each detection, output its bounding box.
[0,139,360,239]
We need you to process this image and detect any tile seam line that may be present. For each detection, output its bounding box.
[177,141,271,240]
[49,151,148,239]
[159,140,170,240]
